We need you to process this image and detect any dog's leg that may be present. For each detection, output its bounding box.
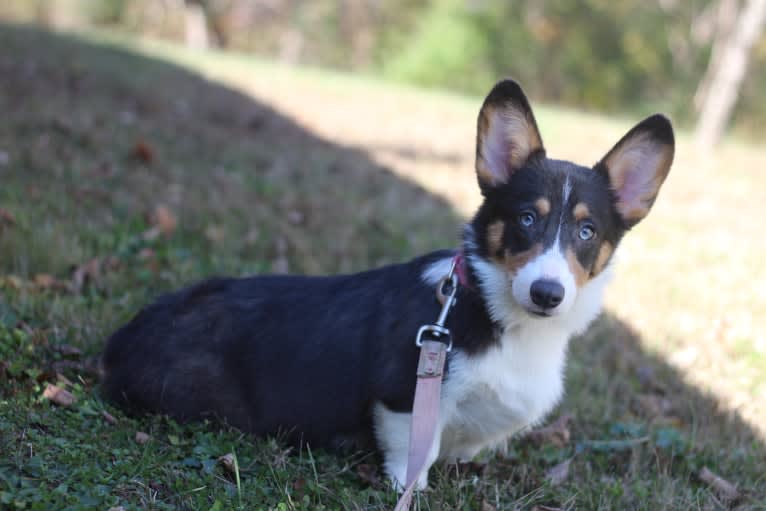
[374,403,442,491]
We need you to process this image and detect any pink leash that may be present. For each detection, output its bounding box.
[394,254,466,510]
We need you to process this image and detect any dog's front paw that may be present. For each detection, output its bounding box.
[387,464,429,493]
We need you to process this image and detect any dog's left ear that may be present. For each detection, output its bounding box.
[597,114,675,227]
[476,79,545,191]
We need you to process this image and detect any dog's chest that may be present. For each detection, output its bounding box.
[439,326,568,457]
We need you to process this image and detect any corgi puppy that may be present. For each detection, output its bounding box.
[101,79,674,490]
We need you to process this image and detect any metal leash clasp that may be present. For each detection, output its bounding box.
[415,259,459,352]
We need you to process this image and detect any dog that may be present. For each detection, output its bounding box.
[101,79,674,490]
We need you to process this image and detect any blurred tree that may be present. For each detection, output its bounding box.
[2,0,765,137]
[694,0,766,147]
[185,0,210,50]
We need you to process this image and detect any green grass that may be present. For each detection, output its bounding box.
[1,24,765,510]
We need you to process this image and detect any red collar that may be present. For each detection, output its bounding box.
[453,251,473,289]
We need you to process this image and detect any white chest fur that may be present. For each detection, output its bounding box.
[421,254,612,461]
[438,323,568,461]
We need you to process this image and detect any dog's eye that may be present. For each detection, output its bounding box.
[578,223,596,241]
[519,212,536,227]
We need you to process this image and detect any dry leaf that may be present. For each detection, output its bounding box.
[0,207,16,226]
[142,226,162,241]
[151,205,177,237]
[699,467,739,501]
[635,393,673,418]
[480,500,496,511]
[527,413,573,447]
[71,258,102,292]
[135,431,150,444]
[132,140,154,163]
[138,247,156,260]
[218,453,236,474]
[545,458,572,486]
[102,410,118,425]
[33,273,57,288]
[356,463,380,486]
[2,275,23,290]
[43,384,75,407]
[292,477,306,493]
[205,224,225,243]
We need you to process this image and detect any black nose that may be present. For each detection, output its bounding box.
[530,279,565,309]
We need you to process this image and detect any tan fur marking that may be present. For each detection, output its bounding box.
[592,241,614,276]
[486,220,505,257]
[502,243,543,275]
[565,248,589,287]
[535,197,551,216]
[573,202,590,221]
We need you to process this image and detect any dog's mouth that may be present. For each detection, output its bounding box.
[527,308,554,318]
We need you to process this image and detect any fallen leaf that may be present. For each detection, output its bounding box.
[135,431,150,444]
[2,275,23,290]
[218,453,236,475]
[205,224,225,243]
[635,393,673,418]
[699,466,739,501]
[527,413,573,447]
[138,247,156,260]
[151,205,177,237]
[0,207,16,226]
[102,411,118,425]
[480,500,496,511]
[132,140,154,163]
[70,258,102,292]
[141,226,162,241]
[43,384,75,406]
[292,477,306,495]
[33,273,57,289]
[545,458,572,486]
[356,463,380,486]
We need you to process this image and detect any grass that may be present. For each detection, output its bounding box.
[0,23,765,510]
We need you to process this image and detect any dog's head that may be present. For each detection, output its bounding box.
[469,80,674,319]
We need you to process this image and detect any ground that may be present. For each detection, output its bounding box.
[0,24,764,510]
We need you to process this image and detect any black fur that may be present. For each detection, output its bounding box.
[102,251,495,447]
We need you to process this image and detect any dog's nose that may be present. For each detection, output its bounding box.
[530,279,565,309]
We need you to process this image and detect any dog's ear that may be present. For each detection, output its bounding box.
[475,80,545,190]
[596,114,674,227]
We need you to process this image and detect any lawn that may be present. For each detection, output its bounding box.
[0,24,764,510]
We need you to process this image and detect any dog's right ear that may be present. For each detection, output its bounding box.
[475,80,545,191]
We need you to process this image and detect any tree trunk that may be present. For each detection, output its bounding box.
[694,0,766,148]
[184,0,210,50]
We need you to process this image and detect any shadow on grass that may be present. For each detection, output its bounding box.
[0,23,763,510]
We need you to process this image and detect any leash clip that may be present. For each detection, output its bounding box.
[415,260,459,352]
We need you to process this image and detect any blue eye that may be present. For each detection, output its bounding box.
[519,212,535,227]
[579,223,596,241]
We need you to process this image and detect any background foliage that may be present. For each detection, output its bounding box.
[2,0,765,136]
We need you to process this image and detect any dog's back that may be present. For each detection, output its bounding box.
[101,253,451,446]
